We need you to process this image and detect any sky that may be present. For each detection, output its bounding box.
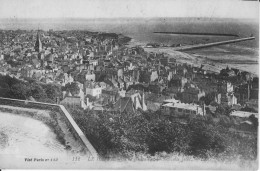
[0,0,259,19]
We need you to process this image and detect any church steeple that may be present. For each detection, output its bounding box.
[35,31,42,52]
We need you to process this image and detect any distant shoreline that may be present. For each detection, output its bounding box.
[154,32,239,37]
[0,17,258,22]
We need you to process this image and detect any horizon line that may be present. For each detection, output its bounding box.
[0,16,258,20]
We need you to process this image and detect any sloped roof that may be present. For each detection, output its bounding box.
[114,97,134,113]
[32,58,40,65]
[103,79,114,87]
[45,53,54,61]
[84,80,100,89]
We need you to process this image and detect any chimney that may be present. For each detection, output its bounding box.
[56,97,60,104]
[86,97,89,106]
[248,82,250,101]
[203,103,205,116]
[142,91,147,111]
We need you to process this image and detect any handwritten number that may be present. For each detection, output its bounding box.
[72,157,80,161]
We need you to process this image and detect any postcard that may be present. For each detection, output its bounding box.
[0,0,258,169]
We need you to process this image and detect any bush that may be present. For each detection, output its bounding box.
[146,120,189,155]
[187,118,226,158]
[67,105,256,161]
[0,74,61,103]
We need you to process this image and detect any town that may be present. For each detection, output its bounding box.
[0,29,258,160]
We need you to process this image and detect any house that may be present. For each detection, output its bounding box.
[110,77,119,88]
[159,57,169,66]
[220,67,236,77]
[102,87,119,103]
[20,67,34,78]
[84,80,103,98]
[220,93,237,106]
[45,53,54,64]
[123,76,134,89]
[60,96,87,109]
[104,59,111,67]
[250,77,258,100]
[162,98,180,105]
[85,70,96,81]
[31,58,41,68]
[230,110,258,119]
[161,100,204,117]
[75,69,95,83]
[218,81,234,94]
[0,54,4,61]
[60,90,87,109]
[113,93,147,115]
[168,57,177,64]
[89,59,98,66]
[217,81,237,106]
[182,87,205,103]
[31,69,45,80]
[235,83,250,104]
[117,77,125,89]
[117,68,124,78]
[140,92,166,111]
[168,75,187,89]
[132,69,140,82]
[56,73,74,86]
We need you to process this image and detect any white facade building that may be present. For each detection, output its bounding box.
[161,99,204,116]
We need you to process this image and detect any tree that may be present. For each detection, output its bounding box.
[3,75,19,87]
[64,82,80,95]
[30,82,47,101]
[249,114,258,130]
[204,92,216,105]
[215,105,231,116]
[241,106,258,113]
[146,120,189,155]
[42,84,62,102]
[9,83,31,99]
[187,119,226,158]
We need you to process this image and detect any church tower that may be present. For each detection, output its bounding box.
[34,31,42,52]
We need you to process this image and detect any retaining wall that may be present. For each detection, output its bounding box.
[0,97,99,160]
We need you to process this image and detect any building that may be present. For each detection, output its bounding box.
[161,100,204,117]
[34,31,43,53]
[168,75,187,89]
[85,70,96,81]
[113,92,147,114]
[160,57,168,66]
[84,80,103,98]
[150,70,159,82]
[60,90,87,109]
[220,93,237,106]
[182,87,205,103]
[230,110,258,119]
[235,83,250,104]
[218,81,234,94]
[217,81,237,106]
[250,77,259,100]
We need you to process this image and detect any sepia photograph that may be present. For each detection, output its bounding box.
[0,0,259,169]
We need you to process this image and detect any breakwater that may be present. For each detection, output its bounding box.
[154,31,239,37]
[174,37,255,51]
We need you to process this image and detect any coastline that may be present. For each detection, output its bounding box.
[126,37,259,76]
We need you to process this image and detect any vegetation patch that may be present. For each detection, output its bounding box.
[67,107,257,163]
